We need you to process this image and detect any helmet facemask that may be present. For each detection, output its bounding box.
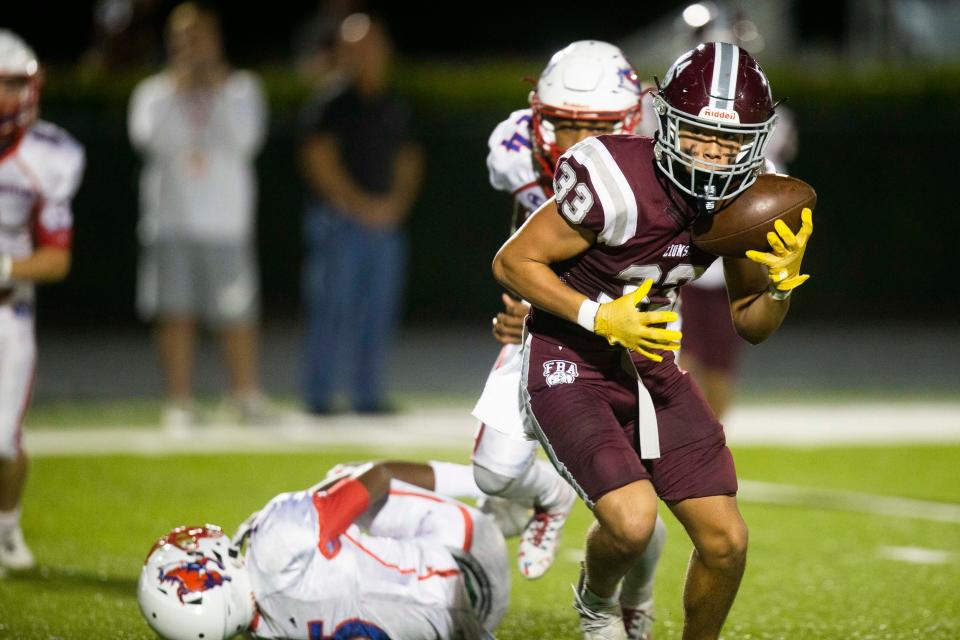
[528,40,643,179]
[0,75,40,138]
[654,93,776,209]
[530,96,642,177]
[0,30,41,140]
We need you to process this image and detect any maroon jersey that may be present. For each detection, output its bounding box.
[529,135,718,374]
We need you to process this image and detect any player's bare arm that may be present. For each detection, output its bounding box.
[723,256,789,343]
[724,208,813,344]
[4,247,70,283]
[493,198,594,324]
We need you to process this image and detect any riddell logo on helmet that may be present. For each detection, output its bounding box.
[698,107,740,123]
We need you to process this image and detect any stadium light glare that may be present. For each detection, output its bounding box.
[683,3,713,29]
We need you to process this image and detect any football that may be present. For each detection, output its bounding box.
[692,174,817,258]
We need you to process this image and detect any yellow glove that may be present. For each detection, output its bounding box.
[588,279,681,362]
[745,207,813,299]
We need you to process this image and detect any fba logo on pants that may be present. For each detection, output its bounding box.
[543,360,579,387]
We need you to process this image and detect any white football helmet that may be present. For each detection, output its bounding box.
[0,30,41,138]
[138,525,255,640]
[529,40,643,175]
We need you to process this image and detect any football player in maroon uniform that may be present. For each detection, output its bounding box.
[493,42,813,640]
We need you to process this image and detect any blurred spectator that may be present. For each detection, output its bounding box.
[291,0,361,89]
[128,2,269,431]
[299,13,423,415]
[83,0,165,74]
[0,30,85,571]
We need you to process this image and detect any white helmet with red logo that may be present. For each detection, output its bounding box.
[137,525,255,640]
[530,40,643,176]
[0,30,41,138]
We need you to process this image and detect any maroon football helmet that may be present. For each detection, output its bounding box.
[653,42,777,207]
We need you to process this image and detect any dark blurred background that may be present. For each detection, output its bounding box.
[3,0,959,401]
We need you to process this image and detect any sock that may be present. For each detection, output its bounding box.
[620,515,667,608]
[0,507,22,537]
[429,461,485,499]
[581,580,620,608]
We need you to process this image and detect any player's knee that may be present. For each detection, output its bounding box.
[604,511,659,557]
[697,520,749,571]
[473,464,516,497]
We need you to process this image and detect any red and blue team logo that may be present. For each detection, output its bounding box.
[618,67,641,94]
[159,556,231,603]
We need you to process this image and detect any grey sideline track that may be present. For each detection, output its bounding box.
[31,320,960,401]
[24,402,960,457]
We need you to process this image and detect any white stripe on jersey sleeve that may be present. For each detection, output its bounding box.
[572,138,638,247]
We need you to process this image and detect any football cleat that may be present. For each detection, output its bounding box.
[517,480,576,579]
[572,567,627,640]
[0,525,35,570]
[622,601,655,640]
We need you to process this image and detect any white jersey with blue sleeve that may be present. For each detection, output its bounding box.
[245,480,507,639]
[486,108,550,219]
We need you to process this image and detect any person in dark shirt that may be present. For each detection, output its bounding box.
[299,13,423,415]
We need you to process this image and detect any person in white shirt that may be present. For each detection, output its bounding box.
[138,460,518,640]
[128,3,269,430]
[0,30,85,572]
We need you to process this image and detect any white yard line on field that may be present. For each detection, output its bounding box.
[739,480,960,524]
[876,546,955,564]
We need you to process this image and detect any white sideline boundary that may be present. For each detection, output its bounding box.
[23,402,960,457]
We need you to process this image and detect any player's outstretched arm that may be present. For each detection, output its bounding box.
[724,208,813,344]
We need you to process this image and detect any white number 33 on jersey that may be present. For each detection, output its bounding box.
[554,161,594,223]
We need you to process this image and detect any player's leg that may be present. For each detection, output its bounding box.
[0,305,36,569]
[472,343,576,577]
[652,379,742,640]
[668,495,747,640]
[473,425,574,577]
[677,284,741,419]
[620,514,666,640]
[523,336,655,638]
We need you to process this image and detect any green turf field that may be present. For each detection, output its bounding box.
[1,443,958,639]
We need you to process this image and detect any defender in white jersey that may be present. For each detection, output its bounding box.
[0,30,85,573]
[473,41,664,638]
[138,461,511,640]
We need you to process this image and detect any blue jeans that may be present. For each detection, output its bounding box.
[302,204,407,412]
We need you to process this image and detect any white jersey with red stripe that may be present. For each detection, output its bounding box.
[245,479,507,639]
[486,108,550,221]
[0,120,84,303]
